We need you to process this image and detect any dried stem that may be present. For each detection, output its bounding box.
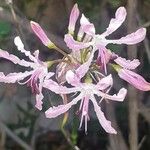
[0,119,33,150]
[127,0,139,150]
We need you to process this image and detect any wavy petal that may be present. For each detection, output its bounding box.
[101,7,126,37]
[0,71,33,83]
[95,88,127,102]
[0,49,35,67]
[45,94,83,118]
[91,95,117,134]
[14,36,37,62]
[118,69,150,91]
[107,28,146,45]
[114,57,140,70]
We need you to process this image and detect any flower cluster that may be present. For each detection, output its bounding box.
[0,4,149,134]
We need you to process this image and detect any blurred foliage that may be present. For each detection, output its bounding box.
[0,21,11,38]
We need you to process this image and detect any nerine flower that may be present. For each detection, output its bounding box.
[0,36,54,110]
[43,52,127,134]
[64,4,146,74]
[113,57,150,91]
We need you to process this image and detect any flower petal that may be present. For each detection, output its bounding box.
[107,28,146,45]
[114,57,140,70]
[118,69,150,91]
[64,34,91,51]
[14,36,24,49]
[91,95,117,134]
[43,78,79,94]
[0,71,33,83]
[79,14,95,36]
[0,49,35,67]
[95,88,127,102]
[14,36,37,63]
[66,70,81,86]
[96,74,113,90]
[68,4,80,34]
[45,94,83,118]
[35,75,45,110]
[101,7,126,37]
[75,50,95,79]
[30,21,53,47]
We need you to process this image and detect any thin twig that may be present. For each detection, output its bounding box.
[138,135,146,150]
[0,120,33,150]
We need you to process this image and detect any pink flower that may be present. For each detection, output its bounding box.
[30,21,54,47]
[113,57,150,91]
[43,54,127,134]
[0,36,54,110]
[64,6,146,74]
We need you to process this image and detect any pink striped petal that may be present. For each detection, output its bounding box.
[30,21,53,47]
[45,94,83,118]
[108,28,146,45]
[114,57,140,70]
[64,34,91,51]
[91,95,117,134]
[95,88,127,102]
[101,7,126,37]
[118,69,150,91]
[68,4,80,34]
[0,49,34,67]
[0,71,33,83]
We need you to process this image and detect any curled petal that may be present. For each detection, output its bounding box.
[108,28,146,45]
[114,57,140,70]
[96,74,113,90]
[101,7,127,37]
[118,69,150,91]
[30,21,53,47]
[79,14,95,36]
[95,88,127,102]
[64,34,91,51]
[91,95,117,134]
[45,94,83,118]
[68,4,80,34]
